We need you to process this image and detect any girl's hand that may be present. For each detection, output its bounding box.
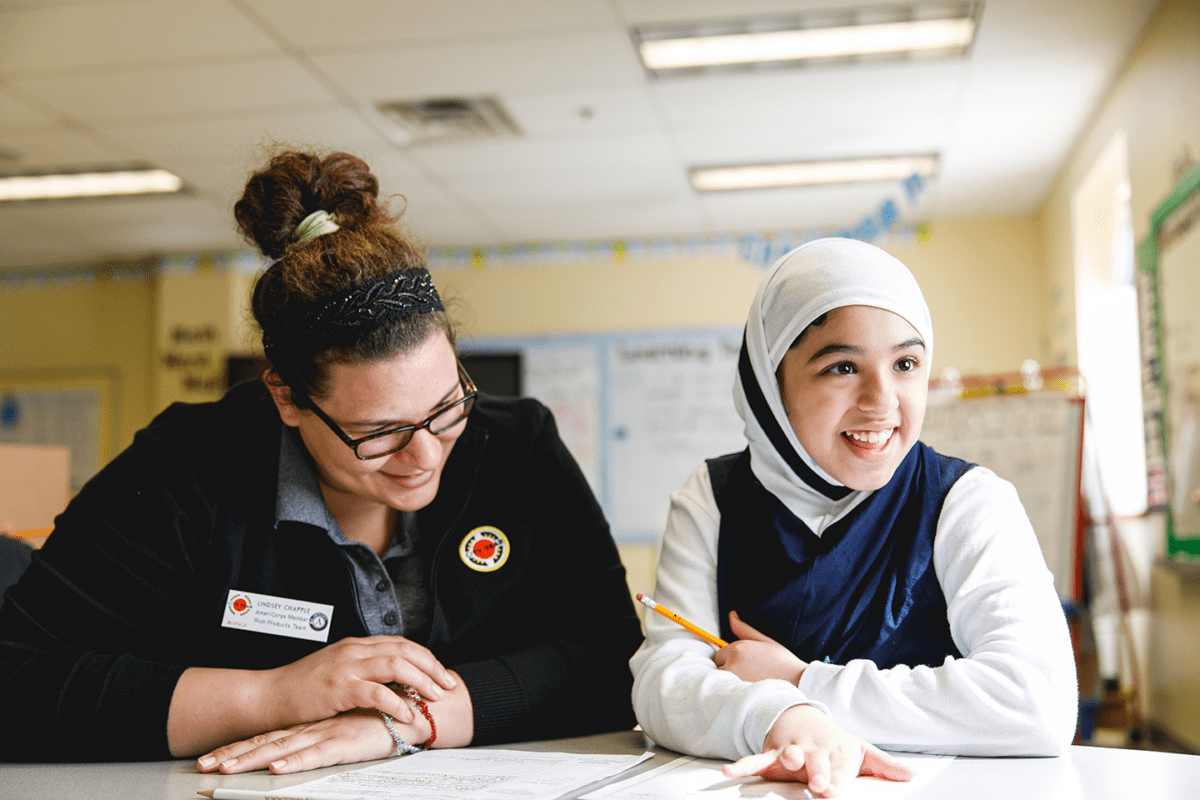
[263,636,457,727]
[196,707,415,775]
[713,611,808,685]
[722,705,913,797]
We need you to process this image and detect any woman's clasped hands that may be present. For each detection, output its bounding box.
[260,635,455,726]
[195,635,461,775]
[713,612,914,798]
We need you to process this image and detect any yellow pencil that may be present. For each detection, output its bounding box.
[637,593,728,648]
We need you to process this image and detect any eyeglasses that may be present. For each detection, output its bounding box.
[304,362,478,460]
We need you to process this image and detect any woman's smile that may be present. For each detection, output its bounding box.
[382,469,435,490]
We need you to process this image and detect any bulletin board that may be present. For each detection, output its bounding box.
[921,383,1086,601]
[1138,164,1200,558]
[461,328,746,542]
[0,371,115,495]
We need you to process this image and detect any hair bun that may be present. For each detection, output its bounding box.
[234,150,386,259]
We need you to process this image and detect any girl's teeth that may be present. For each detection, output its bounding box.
[848,429,893,444]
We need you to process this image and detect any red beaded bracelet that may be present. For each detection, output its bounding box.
[402,685,437,748]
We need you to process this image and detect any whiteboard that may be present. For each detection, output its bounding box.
[462,329,745,542]
[523,343,603,493]
[921,392,1084,599]
[607,334,746,538]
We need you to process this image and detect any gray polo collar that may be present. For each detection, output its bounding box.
[276,425,337,530]
[274,425,417,556]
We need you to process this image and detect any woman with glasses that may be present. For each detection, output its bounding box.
[0,150,644,769]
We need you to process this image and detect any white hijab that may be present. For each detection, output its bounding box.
[732,238,934,531]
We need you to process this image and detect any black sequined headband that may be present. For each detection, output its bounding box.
[263,267,444,360]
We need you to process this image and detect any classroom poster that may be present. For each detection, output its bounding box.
[607,334,746,539]
[463,328,745,542]
[0,385,102,494]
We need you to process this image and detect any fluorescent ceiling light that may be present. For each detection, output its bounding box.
[691,155,938,192]
[641,18,975,69]
[0,168,184,202]
[634,4,980,73]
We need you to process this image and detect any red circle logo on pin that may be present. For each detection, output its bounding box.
[228,594,252,615]
[460,526,509,572]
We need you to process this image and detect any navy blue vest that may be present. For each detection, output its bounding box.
[710,443,971,669]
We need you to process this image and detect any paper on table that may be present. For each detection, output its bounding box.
[249,749,655,800]
[581,753,954,800]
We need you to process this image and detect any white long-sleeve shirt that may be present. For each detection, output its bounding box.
[630,462,1078,759]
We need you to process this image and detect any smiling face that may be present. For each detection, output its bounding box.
[271,330,467,514]
[776,305,928,491]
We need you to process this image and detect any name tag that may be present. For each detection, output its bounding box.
[221,589,334,643]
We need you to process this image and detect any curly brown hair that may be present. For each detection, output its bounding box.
[234,150,455,402]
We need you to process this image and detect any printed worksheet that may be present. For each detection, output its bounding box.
[581,754,954,800]
[256,749,654,800]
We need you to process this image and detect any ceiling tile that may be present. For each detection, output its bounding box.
[250,0,619,47]
[696,181,911,232]
[478,192,705,242]
[0,89,60,132]
[0,194,231,268]
[957,55,1110,111]
[973,0,1159,57]
[930,157,1063,217]
[10,58,339,122]
[0,0,278,76]
[405,132,680,181]
[99,106,388,165]
[502,86,661,138]
[311,31,644,101]
[70,197,242,254]
[675,110,953,165]
[649,59,968,132]
[0,127,126,169]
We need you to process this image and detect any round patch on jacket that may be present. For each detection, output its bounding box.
[459,526,510,572]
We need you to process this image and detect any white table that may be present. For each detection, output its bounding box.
[2,730,1198,800]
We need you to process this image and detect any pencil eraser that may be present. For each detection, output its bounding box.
[636,593,643,601]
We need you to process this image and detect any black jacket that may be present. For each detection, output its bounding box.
[0,380,643,760]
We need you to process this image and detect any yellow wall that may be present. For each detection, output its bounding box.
[0,273,155,460]
[154,263,262,411]
[887,218,1048,376]
[432,255,763,338]
[155,269,235,410]
[1151,561,1200,751]
[435,217,1048,379]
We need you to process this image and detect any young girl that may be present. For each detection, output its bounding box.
[630,238,1077,797]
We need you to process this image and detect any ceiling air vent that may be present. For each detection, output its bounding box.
[373,96,521,146]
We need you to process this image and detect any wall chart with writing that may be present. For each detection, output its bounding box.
[462,328,745,542]
[922,390,1085,600]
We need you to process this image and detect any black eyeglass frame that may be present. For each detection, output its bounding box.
[302,361,478,460]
